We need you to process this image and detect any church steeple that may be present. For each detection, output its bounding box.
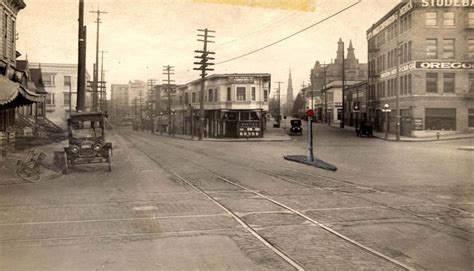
[335,38,344,64]
[347,39,355,60]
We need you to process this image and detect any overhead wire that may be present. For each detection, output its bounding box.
[216,0,363,65]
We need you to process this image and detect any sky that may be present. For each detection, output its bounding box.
[16,0,401,98]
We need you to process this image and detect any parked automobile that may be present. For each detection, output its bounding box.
[289,119,303,135]
[63,112,112,174]
[356,121,374,137]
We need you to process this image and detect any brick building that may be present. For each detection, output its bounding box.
[367,0,474,137]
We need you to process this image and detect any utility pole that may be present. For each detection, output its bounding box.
[163,65,175,136]
[194,28,215,140]
[147,79,157,133]
[90,9,107,112]
[323,62,328,124]
[77,0,87,112]
[99,50,108,112]
[275,81,284,127]
[301,82,306,116]
[395,12,401,141]
[340,41,345,129]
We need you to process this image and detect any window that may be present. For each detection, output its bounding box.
[43,74,54,87]
[468,12,474,28]
[426,39,437,58]
[63,92,71,106]
[443,73,455,93]
[184,92,189,104]
[408,41,412,61]
[192,92,196,103]
[425,108,456,130]
[251,87,256,101]
[426,11,437,26]
[3,13,7,57]
[179,96,183,105]
[263,90,268,102]
[214,88,218,101]
[426,73,438,93]
[226,87,231,101]
[236,87,246,101]
[442,39,455,59]
[468,39,474,58]
[443,12,455,26]
[208,89,213,102]
[400,77,405,95]
[10,18,15,60]
[469,74,474,93]
[64,76,71,92]
[408,74,412,94]
[469,109,474,128]
[45,93,55,105]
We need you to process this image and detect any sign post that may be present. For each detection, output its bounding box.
[306,109,315,162]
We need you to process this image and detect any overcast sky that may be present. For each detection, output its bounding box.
[17,0,400,98]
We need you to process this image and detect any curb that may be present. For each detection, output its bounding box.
[137,131,293,142]
[373,135,474,142]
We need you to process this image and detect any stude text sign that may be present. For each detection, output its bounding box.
[229,76,254,84]
[421,0,474,7]
[416,61,474,69]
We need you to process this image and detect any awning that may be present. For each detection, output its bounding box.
[0,75,43,107]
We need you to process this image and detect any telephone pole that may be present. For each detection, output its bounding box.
[275,81,284,126]
[395,12,401,141]
[340,41,346,129]
[90,9,107,111]
[77,0,87,112]
[163,65,175,135]
[300,82,306,116]
[194,28,215,140]
[99,50,108,112]
[147,79,157,133]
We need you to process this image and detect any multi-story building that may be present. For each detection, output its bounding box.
[321,80,364,126]
[367,0,474,137]
[311,39,368,122]
[0,1,44,154]
[164,73,271,138]
[110,84,130,125]
[29,63,91,127]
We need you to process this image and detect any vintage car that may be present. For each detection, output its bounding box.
[356,121,374,137]
[289,119,303,136]
[63,112,112,174]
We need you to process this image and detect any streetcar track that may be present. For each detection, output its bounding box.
[140,132,474,233]
[125,132,413,270]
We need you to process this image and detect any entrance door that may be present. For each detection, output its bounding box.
[225,121,238,137]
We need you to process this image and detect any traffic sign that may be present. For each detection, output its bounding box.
[306,109,314,117]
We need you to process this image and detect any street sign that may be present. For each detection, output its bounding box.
[306,109,314,117]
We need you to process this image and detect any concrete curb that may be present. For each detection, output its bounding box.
[373,135,474,142]
[139,131,293,142]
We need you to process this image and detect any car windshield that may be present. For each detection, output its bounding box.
[70,121,103,139]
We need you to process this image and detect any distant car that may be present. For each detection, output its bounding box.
[289,119,303,136]
[356,121,374,137]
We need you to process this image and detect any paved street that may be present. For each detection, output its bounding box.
[0,124,473,270]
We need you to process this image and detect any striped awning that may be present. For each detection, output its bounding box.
[0,75,43,107]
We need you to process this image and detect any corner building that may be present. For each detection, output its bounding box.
[367,0,474,137]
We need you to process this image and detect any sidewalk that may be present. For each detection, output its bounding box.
[148,119,292,142]
[0,140,65,186]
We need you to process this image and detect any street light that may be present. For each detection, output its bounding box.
[159,112,163,135]
[382,103,391,139]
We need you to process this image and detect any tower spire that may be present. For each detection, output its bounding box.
[286,68,294,116]
[347,39,355,60]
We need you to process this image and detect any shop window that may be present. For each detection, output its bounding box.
[469,109,474,128]
[426,73,438,93]
[442,39,455,59]
[443,73,455,93]
[226,87,231,101]
[468,39,474,58]
[442,12,455,26]
[425,108,456,130]
[426,39,437,58]
[425,11,437,26]
[251,87,256,101]
[236,87,246,101]
[469,73,474,93]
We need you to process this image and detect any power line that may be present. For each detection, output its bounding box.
[216,0,362,65]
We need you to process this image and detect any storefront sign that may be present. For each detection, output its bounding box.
[229,76,254,84]
[367,1,413,39]
[413,118,423,130]
[416,61,474,69]
[380,61,416,79]
[421,0,474,7]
